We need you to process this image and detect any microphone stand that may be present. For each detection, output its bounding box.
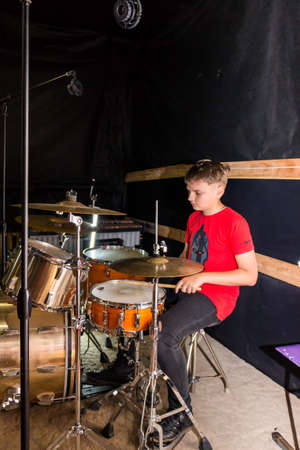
[19,3,31,450]
[10,3,80,449]
[1,102,7,278]
[0,70,79,278]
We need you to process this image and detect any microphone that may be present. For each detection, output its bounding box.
[113,0,142,30]
[67,71,83,96]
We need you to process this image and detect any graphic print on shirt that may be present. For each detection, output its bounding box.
[190,224,208,266]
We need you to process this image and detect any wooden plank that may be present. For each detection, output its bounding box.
[133,218,186,243]
[125,158,300,182]
[255,253,300,288]
[134,218,300,288]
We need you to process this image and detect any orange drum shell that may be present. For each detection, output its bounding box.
[91,301,163,336]
[88,262,145,285]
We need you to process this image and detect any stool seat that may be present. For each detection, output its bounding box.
[183,329,229,393]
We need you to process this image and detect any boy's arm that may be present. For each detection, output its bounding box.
[175,250,258,294]
[179,242,189,258]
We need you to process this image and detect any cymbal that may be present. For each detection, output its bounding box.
[13,200,126,216]
[111,256,203,278]
[15,215,97,234]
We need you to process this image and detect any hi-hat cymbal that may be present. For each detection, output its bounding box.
[13,200,126,216]
[15,215,97,234]
[111,256,203,278]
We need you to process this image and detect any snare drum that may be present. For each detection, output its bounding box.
[83,246,148,285]
[2,239,79,312]
[90,280,165,337]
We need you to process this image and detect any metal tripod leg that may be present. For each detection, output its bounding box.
[46,212,104,450]
[88,338,145,437]
[185,330,228,393]
[141,370,212,450]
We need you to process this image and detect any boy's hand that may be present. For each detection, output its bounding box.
[175,273,205,294]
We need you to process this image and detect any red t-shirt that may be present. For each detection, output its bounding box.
[185,207,254,321]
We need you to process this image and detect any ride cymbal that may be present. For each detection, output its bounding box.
[111,256,203,278]
[15,215,97,234]
[13,200,126,216]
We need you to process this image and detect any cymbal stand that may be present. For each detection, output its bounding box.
[47,212,103,450]
[139,201,212,450]
[138,281,212,450]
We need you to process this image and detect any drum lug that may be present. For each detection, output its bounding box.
[135,311,140,330]
[37,365,57,374]
[102,309,108,327]
[118,311,125,330]
[105,267,111,277]
[1,385,21,411]
[0,368,20,377]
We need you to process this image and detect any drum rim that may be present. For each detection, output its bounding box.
[92,322,139,337]
[90,297,155,310]
[82,245,148,264]
[29,239,73,265]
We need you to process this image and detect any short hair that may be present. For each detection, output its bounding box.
[184,159,230,187]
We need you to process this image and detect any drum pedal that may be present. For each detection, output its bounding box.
[88,399,102,411]
[105,336,113,348]
[101,422,114,439]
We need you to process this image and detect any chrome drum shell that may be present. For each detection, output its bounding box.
[0,307,74,410]
[2,239,77,312]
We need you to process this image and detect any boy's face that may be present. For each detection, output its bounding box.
[186,178,225,214]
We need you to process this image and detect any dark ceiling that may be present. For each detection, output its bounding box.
[0,1,197,41]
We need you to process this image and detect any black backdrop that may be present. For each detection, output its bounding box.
[1,1,300,395]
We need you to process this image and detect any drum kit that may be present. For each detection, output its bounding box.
[0,194,212,449]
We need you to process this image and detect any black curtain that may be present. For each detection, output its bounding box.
[126,0,300,396]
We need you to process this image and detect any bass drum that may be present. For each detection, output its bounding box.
[0,307,74,411]
[83,245,148,286]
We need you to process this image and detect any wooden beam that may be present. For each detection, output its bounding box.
[125,159,300,182]
[133,218,186,243]
[134,218,300,288]
[255,253,300,288]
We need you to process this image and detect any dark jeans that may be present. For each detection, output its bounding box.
[158,291,220,410]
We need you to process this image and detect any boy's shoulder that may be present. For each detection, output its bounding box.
[187,207,248,226]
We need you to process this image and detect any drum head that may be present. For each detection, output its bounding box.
[29,239,73,263]
[83,246,148,264]
[91,280,165,306]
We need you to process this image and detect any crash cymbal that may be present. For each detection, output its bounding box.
[111,256,203,278]
[15,215,97,234]
[13,200,126,216]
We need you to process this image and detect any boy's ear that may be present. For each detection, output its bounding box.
[217,183,225,198]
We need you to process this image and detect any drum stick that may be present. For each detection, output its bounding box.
[115,279,177,289]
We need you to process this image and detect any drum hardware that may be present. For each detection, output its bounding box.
[13,189,126,216]
[0,308,75,411]
[44,208,104,450]
[82,245,149,287]
[102,309,108,327]
[90,280,165,337]
[2,239,81,313]
[81,314,110,364]
[14,215,98,235]
[36,392,55,406]
[111,255,205,278]
[113,202,211,450]
[86,201,211,449]
[58,233,70,249]
[1,385,21,411]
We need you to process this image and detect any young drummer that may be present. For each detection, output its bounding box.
[154,159,257,444]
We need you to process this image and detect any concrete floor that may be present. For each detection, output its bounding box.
[0,303,299,449]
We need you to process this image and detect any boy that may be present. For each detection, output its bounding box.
[155,159,257,444]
